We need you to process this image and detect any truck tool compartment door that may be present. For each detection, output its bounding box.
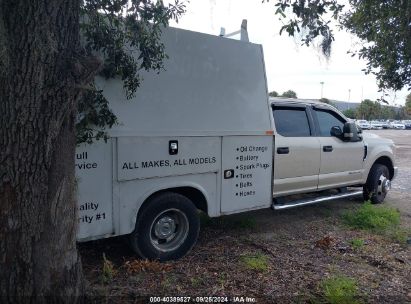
[312,107,364,189]
[221,136,273,213]
[117,136,220,181]
[272,105,321,196]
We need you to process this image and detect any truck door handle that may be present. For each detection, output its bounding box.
[277,147,289,154]
[323,145,333,152]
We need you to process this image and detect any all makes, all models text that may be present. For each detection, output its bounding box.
[122,156,217,170]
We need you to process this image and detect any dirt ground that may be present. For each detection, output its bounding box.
[80,130,411,303]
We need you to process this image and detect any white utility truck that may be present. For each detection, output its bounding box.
[76,27,397,261]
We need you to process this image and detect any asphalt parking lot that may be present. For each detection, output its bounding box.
[365,129,411,218]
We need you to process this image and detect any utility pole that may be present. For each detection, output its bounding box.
[348,89,351,102]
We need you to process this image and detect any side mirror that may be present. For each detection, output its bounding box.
[330,126,343,138]
[343,122,361,142]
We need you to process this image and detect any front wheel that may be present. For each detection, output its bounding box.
[129,192,200,261]
[363,164,391,204]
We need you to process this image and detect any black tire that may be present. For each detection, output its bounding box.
[363,164,390,204]
[129,192,200,261]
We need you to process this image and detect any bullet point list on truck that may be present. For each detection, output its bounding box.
[230,145,271,199]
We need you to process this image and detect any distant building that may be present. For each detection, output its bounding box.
[295,98,360,111]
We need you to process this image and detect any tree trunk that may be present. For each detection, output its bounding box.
[0,0,85,302]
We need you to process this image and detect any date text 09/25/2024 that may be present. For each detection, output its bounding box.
[149,296,256,303]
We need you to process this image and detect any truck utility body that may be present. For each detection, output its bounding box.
[76,27,397,261]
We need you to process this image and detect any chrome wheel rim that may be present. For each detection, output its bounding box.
[377,173,391,196]
[149,208,189,252]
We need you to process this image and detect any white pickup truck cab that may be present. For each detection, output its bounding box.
[76,27,397,261]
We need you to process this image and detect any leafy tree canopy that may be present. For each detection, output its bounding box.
[355,99,405,120]
[269,91,279,97]
[406,93,411,115]
[343,108,356,119]
[268,0,411,92]
[281,90,298,98]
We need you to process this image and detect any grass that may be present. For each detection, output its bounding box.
[190,276,204,288]
[240,253,269,271]
[101,253,116,284]
[161,275,176,289]
[349,238,365,250]
[342,202,400,233]
[388,227,410,244]
[321,275,361,304]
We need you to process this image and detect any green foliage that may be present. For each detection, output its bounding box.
[321,276,360,304]
[101,253,116,284]
[389,227,409,244]
[356,99,380,120]
[395,106,410,120]
[76,0,185,144]
[406,94,411,115]
[343,108,356,119]
[281,90,297,98]
[269,90,279,97]
[76,88,118,144]
[342,0,411,91]
[349,238,364,250]
[379,106,397,120]
[342,202,400,233]
[270,0,411,91]
[269,0,344,58]
[240,253,269,271]
[354,99,401,120]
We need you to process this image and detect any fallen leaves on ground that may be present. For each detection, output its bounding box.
[123,259,173,274]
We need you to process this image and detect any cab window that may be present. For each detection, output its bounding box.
[314,108,345,136]
[273,107,311,137]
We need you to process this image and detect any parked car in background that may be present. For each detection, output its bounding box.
[357,120,372,130]
[391,121,406,129]
[370,121,383,130]
[402,120,411,129]
[381,121,391,129]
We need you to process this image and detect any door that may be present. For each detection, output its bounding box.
[221,136,273,213]
[311,106,365,189]
[272,105,321,196]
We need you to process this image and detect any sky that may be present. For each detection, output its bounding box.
[167,0,409,106]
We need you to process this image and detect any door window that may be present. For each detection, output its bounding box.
[273,107,311,137]
[314,108,345,136]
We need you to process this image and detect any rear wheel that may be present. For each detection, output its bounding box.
[363,164,391,204]
[129,192,200,261]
